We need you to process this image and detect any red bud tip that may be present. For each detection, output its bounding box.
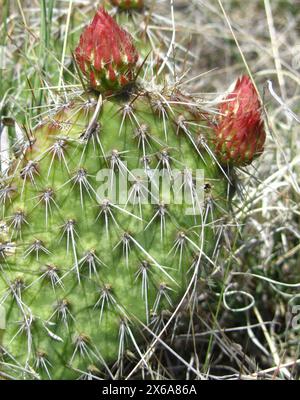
[75,8,139,93]
[213,75,266,166]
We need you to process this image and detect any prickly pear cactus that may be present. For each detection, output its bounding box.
[0,6,264,380]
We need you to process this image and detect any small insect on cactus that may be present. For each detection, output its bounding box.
[0,7,264,380]
[212,75,266,166]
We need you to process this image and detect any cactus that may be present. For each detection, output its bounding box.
[212,76,266,166]
[0,6,264,380]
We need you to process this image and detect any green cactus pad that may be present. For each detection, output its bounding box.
[0,86,231,379]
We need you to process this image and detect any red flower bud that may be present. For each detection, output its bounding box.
[75,8,139,93]
[213,75,266,166]
[110,0,144,10]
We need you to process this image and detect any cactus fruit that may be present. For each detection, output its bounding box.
[0,6,264,380]
[75,9,139,93]
[212,75,266,166]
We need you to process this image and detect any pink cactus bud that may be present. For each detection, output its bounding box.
[212,75,266,166]
[110,0,144,10]
[74,8,139,93]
